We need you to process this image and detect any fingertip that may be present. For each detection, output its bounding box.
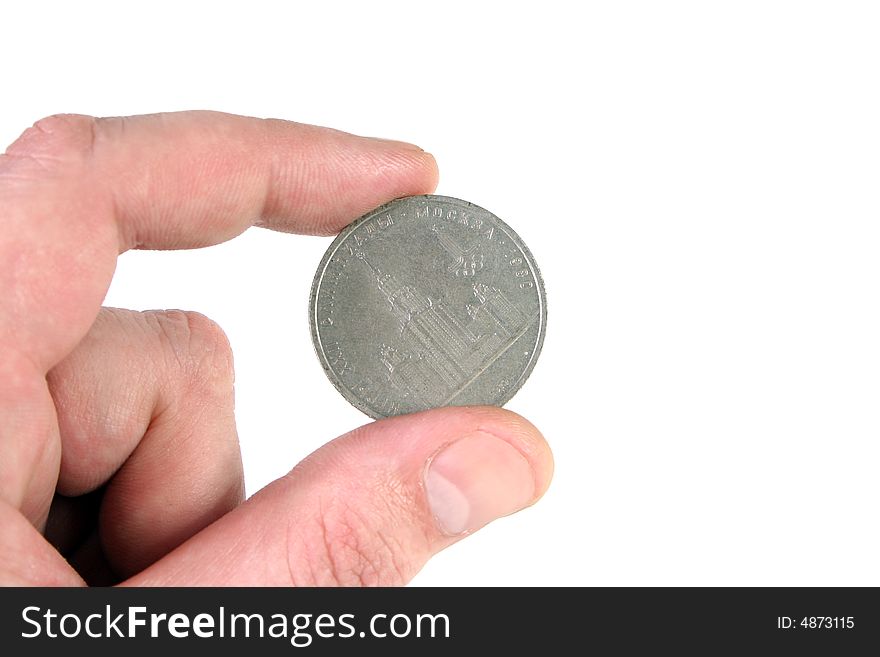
[403,407,548,536]
[346,405,554,515]
[444,406,554,505]
[358,405,552,486]
[476,407,554,505]
[417,148,440,194]
[253,127,440,237]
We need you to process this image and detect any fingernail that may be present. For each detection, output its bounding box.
[425,431,536,536]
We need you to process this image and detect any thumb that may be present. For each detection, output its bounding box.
[123,407,553,586]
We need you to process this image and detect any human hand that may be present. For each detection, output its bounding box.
[0,111,553,586]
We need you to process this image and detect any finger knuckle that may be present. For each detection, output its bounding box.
[151,310,235,395]
[4,114,97,173]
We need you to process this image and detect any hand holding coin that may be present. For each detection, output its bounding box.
[0,111,553,586]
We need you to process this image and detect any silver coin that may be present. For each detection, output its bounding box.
[309,195,546,419]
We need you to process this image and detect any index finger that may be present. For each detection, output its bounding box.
[0,111,437,527]
[0,110,438,372]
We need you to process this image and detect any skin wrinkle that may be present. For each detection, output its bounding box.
[349,509,381,586]
[284,512,299,587]
[312,466,422,586]
[85,116,98,157]
[343,506,383,586]
[325,510,362,587]
[184,509,256,586]
[343,504,395,586]
[0,350,58,520]
[257,139,281,230]
[302,493,393,586]
[321,499,355,586]
[317,498,342,586]
[0,151,57,174]
[374,475,429,577]
[286,514,317,588]
[375,528,410,586]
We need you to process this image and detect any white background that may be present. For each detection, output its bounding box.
[2,1,878,586]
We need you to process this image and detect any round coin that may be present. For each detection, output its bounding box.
[309,195,546,419]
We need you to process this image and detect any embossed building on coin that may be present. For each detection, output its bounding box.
[353,247,537,409]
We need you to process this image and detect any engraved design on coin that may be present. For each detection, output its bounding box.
[309,195,546,419]
[432,224,484,277]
